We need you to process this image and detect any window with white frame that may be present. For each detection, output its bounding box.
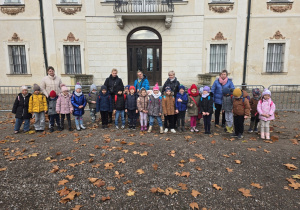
[63,45,82,74]
[4,0,21,3]
[209,44,228,73]
[8,45,27,74]
[266,43,285,73]
[60,0,79,3]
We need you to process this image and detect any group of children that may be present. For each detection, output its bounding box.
[12,82,276,140]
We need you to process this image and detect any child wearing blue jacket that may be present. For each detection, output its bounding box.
[96,85,112,129]
[175,85,188,132]
[71,83,87,131]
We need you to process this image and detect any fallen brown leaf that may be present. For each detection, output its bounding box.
[191,189,201,198]
[238,188,252,197]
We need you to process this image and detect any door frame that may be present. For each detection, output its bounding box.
[127,27,162,86]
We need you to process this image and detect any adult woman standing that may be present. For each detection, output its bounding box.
[211,70,235,127]
[161,71,180,128]
[40,66,62,98]
[104,68,124,123]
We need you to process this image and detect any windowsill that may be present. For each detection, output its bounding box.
[261,72,288,75]
[0,4,25,6]
[100,1,114,6]
[173,1,188,5]
[61,74,86,77]
[56,4,82,6]
[6,74,31,77]
[208,2,234,5]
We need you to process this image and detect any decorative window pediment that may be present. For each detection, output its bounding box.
[56,2,82,15]
[0,1,25,15]
[64,32,79,42]
[270,30,286,40]
[212,32,227,41]
[208,1,234,13]
[8,33,23,42]
[267,1,293,13]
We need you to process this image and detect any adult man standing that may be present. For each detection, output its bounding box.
[134,70,150,92]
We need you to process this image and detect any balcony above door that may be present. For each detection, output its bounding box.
[113,0,174,29]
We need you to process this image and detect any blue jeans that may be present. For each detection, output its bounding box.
[149,115,162,127]
[14,118,30,132]
[115,110,125,126]
[75,116,83,126]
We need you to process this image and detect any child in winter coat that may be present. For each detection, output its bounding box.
[148,83,163,134]
[48,90,61,132]
[232,88,250,139]
[125,86,138,130]
[71,83,87,131]
[137,88,149,131]
[28,84,48,132]
[124,85,130,96]
[175,85,188,132]
[162,86,176,133]
[96,85,112,129]
[199,86,214,134]
[113,86,126,129]
[87,84,98,123]
[257,89,276,140]
[222,87,234,133]
[248,88,261,133]
[12,85,32,134]
[187,84,200,132]
[56,84,73,131]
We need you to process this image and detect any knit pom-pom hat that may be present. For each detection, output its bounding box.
[190,84,197,91]
[75,82,82,90]
[60,84,69,92]
[153,83,160,91]
[129,86,136,91]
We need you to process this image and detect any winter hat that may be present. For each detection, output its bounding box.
[178,85,185,91]
[75,82,82,90]
[100,85,107,91]
[49,90,56,98]
[233,88,242,98]
[129,86,136,91]
[90,84,97,92]
[262,89,271,97]
[165,86,171,92]
[222,87,231,96]
[153,83,160,91]
[252,88,261,97]
[33,84,40,91]
[125,85,130,90]
[203,86,210,92]
[60,84,69,92]
[20,85,28,91]
[190,84,197,91]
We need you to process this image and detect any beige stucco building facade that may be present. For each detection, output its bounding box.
[0,0,299,88]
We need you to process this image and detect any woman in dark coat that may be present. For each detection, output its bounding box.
[104,68,124,123]
[162,71,180,128]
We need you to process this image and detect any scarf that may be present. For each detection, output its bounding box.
[202,93,209,98]
[170,77,176,82]
[48,75,56,80]
[152,91,161,99]
[218,76,228,86]
[74,91,82,97]
[22,94,28,97]
[189,90,199,97]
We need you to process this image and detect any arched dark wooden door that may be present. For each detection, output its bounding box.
[127,27,162,86]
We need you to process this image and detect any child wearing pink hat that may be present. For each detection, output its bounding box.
[147,83,163,134]
[257,89,276,140]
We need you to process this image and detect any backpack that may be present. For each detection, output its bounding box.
[115,94,126,103]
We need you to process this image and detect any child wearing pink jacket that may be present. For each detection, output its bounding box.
[257,89,276,140]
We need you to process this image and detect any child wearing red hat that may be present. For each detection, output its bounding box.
[187,84,200,132]
[48,90,61,132]
[125,86,138,130]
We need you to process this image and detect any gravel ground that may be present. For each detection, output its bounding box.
[0,111,299,210]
